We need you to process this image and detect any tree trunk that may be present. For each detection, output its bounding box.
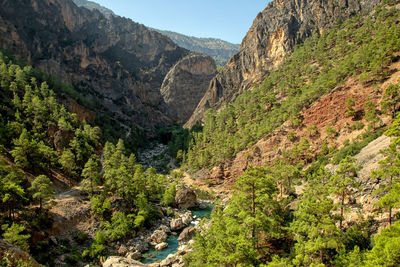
[340,192,345,229]
[251,181,256,248]
[389,207,392,226]
[90,180,94,197]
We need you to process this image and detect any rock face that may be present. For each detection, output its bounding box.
[186,0,382,127]
[0,0,215,130]
[161,54,217,123]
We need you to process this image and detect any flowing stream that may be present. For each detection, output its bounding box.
[141,205,214,264]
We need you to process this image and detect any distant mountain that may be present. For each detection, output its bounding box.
[72,0,115,18]
[152,30,240,66]
[72,0,239,66]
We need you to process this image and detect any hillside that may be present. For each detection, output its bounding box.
[186,0,382,127]
[152,29,240,66]
[178,1,400,266]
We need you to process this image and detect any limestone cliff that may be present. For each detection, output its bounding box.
[186,0,381,127]
[0,0,215,131]
[161,54,217,123]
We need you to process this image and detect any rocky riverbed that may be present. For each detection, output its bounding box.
[102,201,213,267]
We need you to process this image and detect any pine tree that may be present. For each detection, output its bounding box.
[81,155,101,196]
[372,143,400,225]
[59,149,77,181]
[291,175,342,266]
[2,223,31,252]
[30,174,55,212]
[381,84,400,118]
[329,156,360,229]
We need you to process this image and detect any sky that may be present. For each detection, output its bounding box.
[92,0,271,44]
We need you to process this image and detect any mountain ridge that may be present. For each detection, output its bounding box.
[72,0,240,66]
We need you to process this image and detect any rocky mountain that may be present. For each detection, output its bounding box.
[186,0,382,127]
[72,0,115,18]
[72,0,239,66]
[153,30,240,66]
[0,0,215,133]
[161,54,217,123]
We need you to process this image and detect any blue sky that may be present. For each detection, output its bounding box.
[92,0,271,44]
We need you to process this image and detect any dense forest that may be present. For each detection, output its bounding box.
[0,51,181,266]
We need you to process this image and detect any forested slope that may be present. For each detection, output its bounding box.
[0,52,180,266]
[183,3,400,171]
[181,2,400,266]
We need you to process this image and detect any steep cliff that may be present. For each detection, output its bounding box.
[161,54,217,123]
[0,0,216,132]
[186,0,381,127]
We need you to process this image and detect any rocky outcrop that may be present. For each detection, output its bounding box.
[161,54,217,123]
[174,186,197,209]
[186,0,382,127]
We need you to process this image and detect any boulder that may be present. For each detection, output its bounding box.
[158,224,171,234]
[175,186,197,209]
[181,212,193,225]
[118,245,128,255]
[150,230,168,245]
[126,251,141,261]
[178,227,197,243]
[102,256,145,267]
[198,202,208,210]
[170,218,184,231]
[160,254,176,267]
[155,242,168,251]
[133,240,149,253]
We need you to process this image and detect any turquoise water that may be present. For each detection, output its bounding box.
[140,204,213,264]
[191,205,214,219]
[141,235,179,264]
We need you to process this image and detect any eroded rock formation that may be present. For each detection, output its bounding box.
[161,54,217,123]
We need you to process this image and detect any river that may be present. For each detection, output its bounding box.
[141,204,213,264]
